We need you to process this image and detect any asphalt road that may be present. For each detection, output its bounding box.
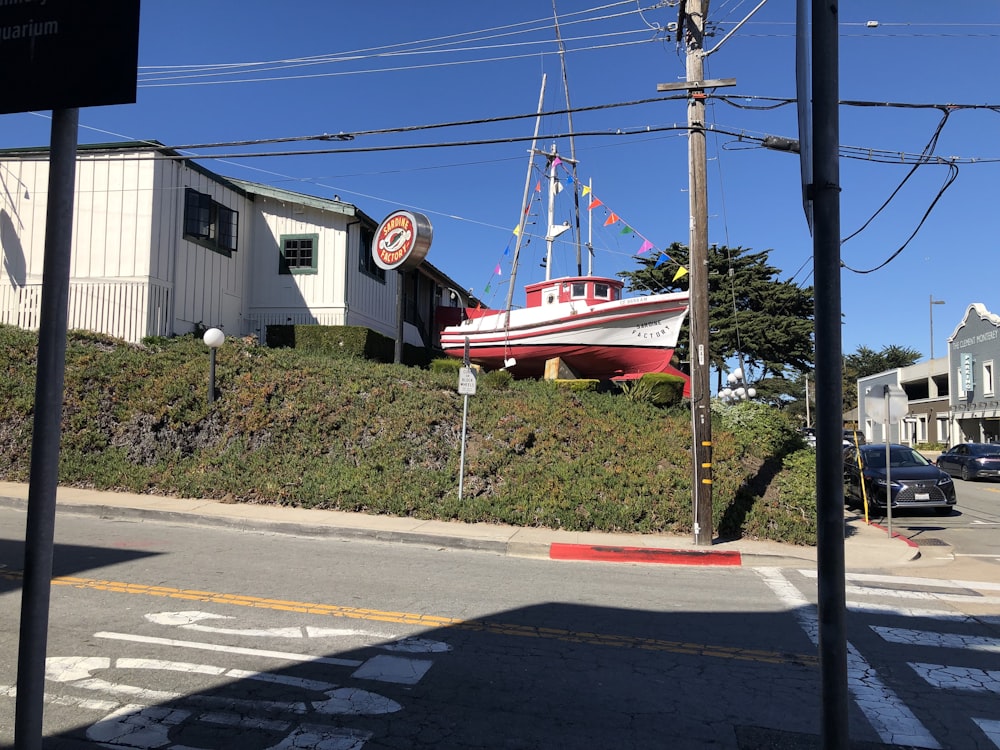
[0,506,998,749]
[869,474,1000,565]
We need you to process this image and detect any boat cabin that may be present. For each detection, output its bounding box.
[524,276,625,308]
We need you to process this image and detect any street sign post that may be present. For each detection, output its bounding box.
[457,341,476,500]
[864,384,909,538]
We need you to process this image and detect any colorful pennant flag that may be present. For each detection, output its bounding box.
[638,240,654,254]
[672,267,689,282]
[604,212,619,227]
[620,225,632,235]
[582,185,591,196]
[535,181,541,193]
[588,198,603,210]
[494,264,502,276]
[655,253,668,268]
[512,225,521,236]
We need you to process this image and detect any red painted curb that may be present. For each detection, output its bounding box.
[866,523,920,548]
[549,543,742,566]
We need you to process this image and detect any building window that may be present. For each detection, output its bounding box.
[984,360,995,397]
[279,234,318,275]
[183,188,238,255]
[359,225,385,282]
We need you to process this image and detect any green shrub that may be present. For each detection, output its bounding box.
[430,357,462,373]
[620,373,685,406]
[0,324,819,545]
[551,379,599,392]
[479,369,513,390]
[266,324,395,362]
[737,449,818,546]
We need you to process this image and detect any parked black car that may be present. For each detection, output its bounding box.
[844,443,956,515]
[936,442,1000,481]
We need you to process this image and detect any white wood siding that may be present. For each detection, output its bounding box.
[0,154,170,341]
[345,222,397,339]
[170,168,249,337]
[245,196,351,339]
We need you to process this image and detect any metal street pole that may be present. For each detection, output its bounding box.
[811,0,849,747]
[929,295,945,361]
[15,107,80,750]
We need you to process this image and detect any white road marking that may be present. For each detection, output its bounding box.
[799,569,1000,592]
[909,663,1000,694]
[848,601,1000,625]
[87,704,373,749]
[351,655,433,685]
[95,631,436,688]
[843,586,1000,606]
[871,626,1000,653]
[972,718,1000,749]
[145,610,453,653]
[756,567,940,749]
[94,631,363,667]
[145,611,304,637]
[0,684,117,712]
[46,655,403,715]
[955,551,1000,555]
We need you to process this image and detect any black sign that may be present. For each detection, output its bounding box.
[0,0,140,115]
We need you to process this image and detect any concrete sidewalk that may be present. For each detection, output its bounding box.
[0,482,925,569]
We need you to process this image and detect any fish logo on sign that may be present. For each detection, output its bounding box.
[372,210,433,271]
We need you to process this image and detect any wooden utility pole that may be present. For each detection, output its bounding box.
[657,3,732,546]
[684,0,713,545]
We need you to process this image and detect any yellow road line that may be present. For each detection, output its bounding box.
[2,571,818,668]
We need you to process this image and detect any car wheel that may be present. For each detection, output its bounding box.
[961,465,971,481]
[934,506,953,516]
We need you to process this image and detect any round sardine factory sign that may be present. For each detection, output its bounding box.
[373,210,433,271]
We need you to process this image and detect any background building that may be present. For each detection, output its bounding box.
[855,301,999,447]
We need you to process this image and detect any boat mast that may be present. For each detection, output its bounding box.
[587,177,594,275]
[504,75,547,315]
[545,144,557,281]
[551,0,583,275]
[543,143,575,282]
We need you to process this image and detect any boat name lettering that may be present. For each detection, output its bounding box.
[631,319,669,339]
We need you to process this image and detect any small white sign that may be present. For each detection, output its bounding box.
[458,367,477,395]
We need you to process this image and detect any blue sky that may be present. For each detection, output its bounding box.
[1,1,997,365]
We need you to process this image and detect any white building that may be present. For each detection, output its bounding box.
[0,141,474,351]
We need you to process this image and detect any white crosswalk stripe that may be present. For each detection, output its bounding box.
[871,626,1000,653]
[757,567,941,749]
[793,569,1000,749]
[908,664,1000,694]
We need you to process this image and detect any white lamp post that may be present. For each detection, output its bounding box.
[718,366,757,403]
[203,327,225,403]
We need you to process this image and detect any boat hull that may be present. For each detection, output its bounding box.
[440,291,690,383]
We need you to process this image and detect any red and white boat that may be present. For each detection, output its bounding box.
[439,275,690,382]
[440,126,690,386]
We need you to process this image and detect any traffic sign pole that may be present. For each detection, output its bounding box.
[458,338,473,500]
